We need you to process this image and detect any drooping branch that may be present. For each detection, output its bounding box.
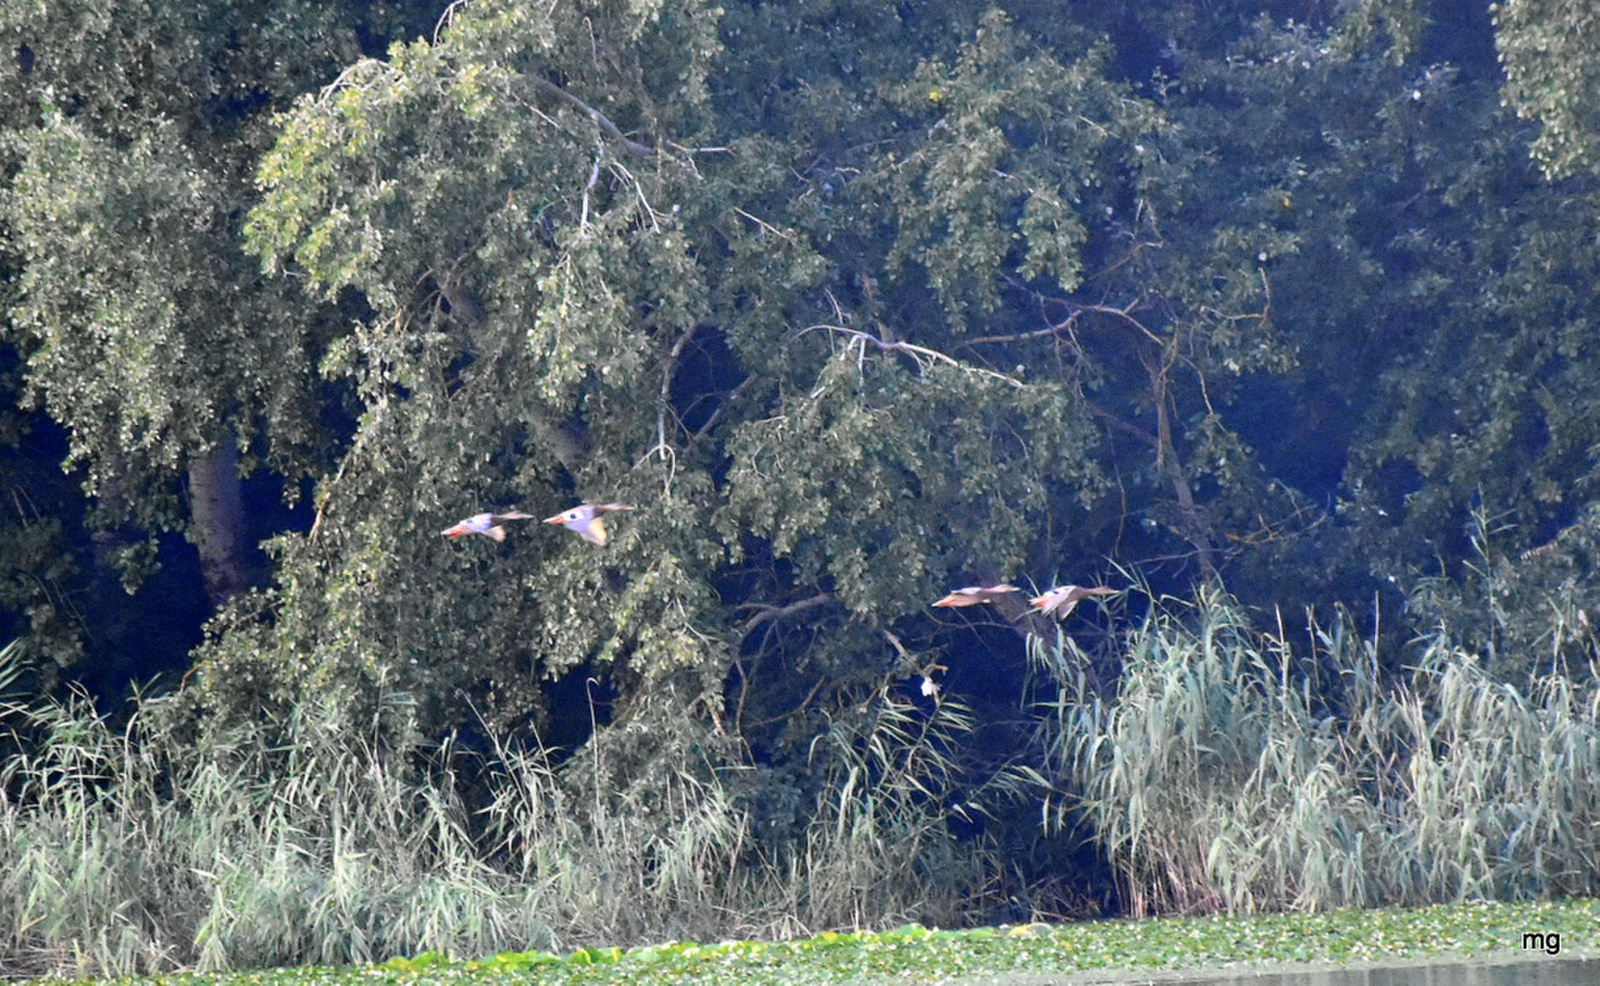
[529,76,656,158]
[739,592,836,633]
[811,324,1027,389]
[960,297,1157,348]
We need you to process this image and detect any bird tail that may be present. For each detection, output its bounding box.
[487,526,507,542]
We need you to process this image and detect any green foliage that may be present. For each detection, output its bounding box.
[867,10,1154,325]
[0,0,381,144]
[195,2,1600,932]
[5,112,319,503]
[0,0,441,612]
[220,0,746,733]
[722,357,1103,624]
[0,513,80,671]
[1333,0,1428,63]
[225,0,1136,753]
[12,0,1600,952]
[1493,0,1600,178]
[1078,13,1600,621]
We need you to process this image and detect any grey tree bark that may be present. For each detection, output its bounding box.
[188,440,249,606]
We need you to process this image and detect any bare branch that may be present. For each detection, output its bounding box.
[740,592,835,633]
[633,328,697,488]
[529,76,656,157]
[812,324,1027,389]
[961,298,1157,348]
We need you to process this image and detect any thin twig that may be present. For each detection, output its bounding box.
[633,328,696,487]
[688,375,753,446]
[741,675,829,730]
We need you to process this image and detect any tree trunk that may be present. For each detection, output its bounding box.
[188,441,250,607]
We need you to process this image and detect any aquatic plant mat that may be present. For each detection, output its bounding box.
[50,899,1595,985]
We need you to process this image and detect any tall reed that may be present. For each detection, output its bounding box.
[1027,588,1600,916]
[0,652,995,978]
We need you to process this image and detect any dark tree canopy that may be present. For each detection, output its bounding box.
[0,0,442,667]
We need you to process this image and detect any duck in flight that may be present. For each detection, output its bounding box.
[441,511,535,542]
[1029,584,1117,620]
[543,503,635,546]
[932,584,1021,608]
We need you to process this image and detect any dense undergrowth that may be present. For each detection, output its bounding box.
[4,588,1600,979]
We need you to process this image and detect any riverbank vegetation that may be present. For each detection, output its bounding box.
[6,591,1600,976]
[32,900,1599,985]
[6,0,1600,978]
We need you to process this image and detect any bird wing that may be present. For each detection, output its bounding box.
[580,517,609,545]
[1045,597,1079,619]
[1029,588,1067,611]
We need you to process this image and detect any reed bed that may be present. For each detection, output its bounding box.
[0,662,987,979]
[7,585,1600,977]
[1029,588,1600,917]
